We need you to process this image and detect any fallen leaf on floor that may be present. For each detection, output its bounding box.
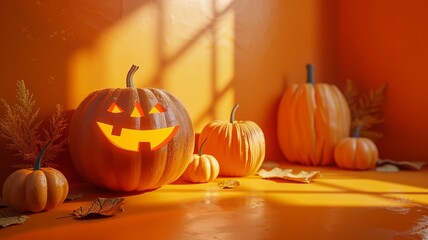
[375,163,400,172]
[218,180,240,189]
[377,159,426,171]
[258,167,321,183]
[66,192,83,201]
[0,211,29,228]
[71,197,125,219]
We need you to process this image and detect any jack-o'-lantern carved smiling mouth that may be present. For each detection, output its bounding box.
[97,101,179,152]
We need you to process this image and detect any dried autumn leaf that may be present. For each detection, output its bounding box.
[0,211,29,228]
[218,180,240,189]
[344,80,387,140]
[344,78,358,117]
[377,159,426,171]
[71,197,124,219]
[258,167,321,183]
[375,164,400,173]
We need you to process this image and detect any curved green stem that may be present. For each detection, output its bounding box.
[306,64,315,85]
[230,104,239,123]
[198,138,208,156]
[34,141,52,171]
[126,65,140,88]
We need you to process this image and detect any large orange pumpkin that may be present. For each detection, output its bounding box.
[277,64,351,165]
[198,104,265,177]
[68,65,194,191]
[2,142,69,212]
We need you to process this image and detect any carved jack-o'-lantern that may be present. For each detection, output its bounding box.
[97,101,178,152]
[68,65,194,191]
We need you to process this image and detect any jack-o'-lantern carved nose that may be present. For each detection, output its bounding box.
[130,102,144,117]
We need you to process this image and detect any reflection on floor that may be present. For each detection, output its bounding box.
[1,164,427,240]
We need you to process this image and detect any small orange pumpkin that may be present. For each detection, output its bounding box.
[198,104,265,177]
[334,126,378,170]
[181,139,220,183]
[2,142,69,212]
[277,64,351,166]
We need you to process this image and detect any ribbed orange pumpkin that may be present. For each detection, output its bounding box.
[2,142,69,212]
[182,139,220,183]
[198,104,265,177]
[334,126,378,170]
[277,64,351,165]
[68,65,194,191]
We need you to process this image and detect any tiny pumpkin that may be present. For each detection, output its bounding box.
[277,64,351,166]
[181,139,220,183]
[334,126,379,170]
[2,142,69,212]
[198,104,265,177]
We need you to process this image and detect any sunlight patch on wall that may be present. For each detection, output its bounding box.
[67,0,235,133]
[163,0,235,131]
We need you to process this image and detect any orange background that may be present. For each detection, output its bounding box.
[0,0,427,184]
[338,0,428,163]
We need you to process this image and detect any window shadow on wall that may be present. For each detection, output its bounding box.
[0,0,237,184]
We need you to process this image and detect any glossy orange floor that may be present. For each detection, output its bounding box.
[1,164,428,240]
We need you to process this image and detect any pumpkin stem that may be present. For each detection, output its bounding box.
[34,141,52,171]
[230,104,239,123]
[126,65,140,88]
[198,138,208,156]
[306,64,315,85]
[354,124,362,138]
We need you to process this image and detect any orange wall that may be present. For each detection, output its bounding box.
[338,0,428,162]
[0,0,337,184]
[5,0,427,184]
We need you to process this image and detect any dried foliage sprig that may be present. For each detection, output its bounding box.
[0,80,67,167]
[344,79,387,140]
[0,80,42,164]
[41,104,68,167]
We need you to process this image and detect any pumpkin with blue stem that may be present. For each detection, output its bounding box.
[2,141,69,212]
[277,64,351,165]
[68,65,194,191]
[334,125,379,170]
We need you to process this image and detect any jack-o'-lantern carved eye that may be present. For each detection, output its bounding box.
[149,103,166,114]
[107,102,166,116]
[107,103,124,113]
